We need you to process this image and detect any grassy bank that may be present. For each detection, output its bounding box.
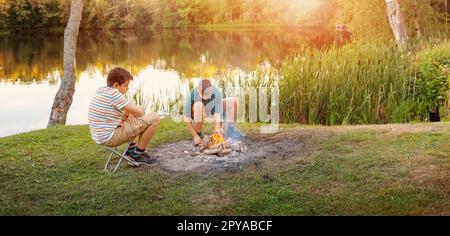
[0,120,449,215]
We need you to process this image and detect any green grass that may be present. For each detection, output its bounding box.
[0,120,449,215]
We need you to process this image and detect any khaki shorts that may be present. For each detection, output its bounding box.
[104,112,159,147]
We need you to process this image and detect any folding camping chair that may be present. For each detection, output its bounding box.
[103,142,140,174]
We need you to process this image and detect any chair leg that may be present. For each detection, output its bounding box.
[112,142,131,173]
[104,146,117,173]
[104,142,135,174]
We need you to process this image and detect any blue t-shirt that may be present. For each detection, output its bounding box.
[183,86,223,119]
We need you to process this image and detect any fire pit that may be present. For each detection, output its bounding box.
[147,130,308,173]
[190,133,247,157]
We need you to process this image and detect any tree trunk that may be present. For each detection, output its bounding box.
[385,0,408,48]
[413,0,422,38]
[48,0,83,127]
[448,91,450,118]
[446,0,448,29]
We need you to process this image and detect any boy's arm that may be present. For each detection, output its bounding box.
[110,91,143,117]
[124,102,145,117]
[184,116,203,144]
[121,110,129,121]
[185,118,199,137]
[213,88,223,135]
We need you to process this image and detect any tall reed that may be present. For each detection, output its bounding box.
[280,41,415,125]
[126,83,150,112]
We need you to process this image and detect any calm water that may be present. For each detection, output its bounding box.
[0,29,332,137]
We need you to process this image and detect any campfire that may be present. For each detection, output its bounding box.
[191,133,246,157]
[209,133,225,146]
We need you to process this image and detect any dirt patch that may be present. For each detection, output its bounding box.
[148,132,310,173]
[148,122,450,174]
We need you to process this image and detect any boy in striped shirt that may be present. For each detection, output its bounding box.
[88,67,160,165]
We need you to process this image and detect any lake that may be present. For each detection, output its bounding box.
[0,28,333,137]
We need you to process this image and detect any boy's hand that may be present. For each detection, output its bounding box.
[121,111,129,121]
[194,135,203,146]
[128,114,139,126]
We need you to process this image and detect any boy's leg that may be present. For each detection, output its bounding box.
[136,112,160,150]
[192,101,204,137]
[223,97,245,139]
[124,135,141,156]
[131,136,139,143]
[106,113,160,164]
[222,97,238,126]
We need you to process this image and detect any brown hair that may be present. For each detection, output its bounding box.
[199,79,213,96]
[107,67,133,86]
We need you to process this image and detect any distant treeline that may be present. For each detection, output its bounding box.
[0,0,448,39]
[0,0,336,31]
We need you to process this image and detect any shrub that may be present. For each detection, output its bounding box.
[412,41,450,119]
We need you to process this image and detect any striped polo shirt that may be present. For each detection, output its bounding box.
[88,86,129,144]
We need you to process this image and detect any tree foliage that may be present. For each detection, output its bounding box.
[337,0,449,40]
[0,0,448,38]
[0,0,338,30]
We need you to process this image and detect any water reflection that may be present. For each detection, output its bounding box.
[0,29,333,137]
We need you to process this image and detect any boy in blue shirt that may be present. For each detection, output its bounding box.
[183,79,244,146]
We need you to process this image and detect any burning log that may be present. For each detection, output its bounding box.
[207,143,222,149]
[218,148,232,157]
[202,135,210,144]
[231,141,247,152]
[222,142,231,149]
[198,145,206,153]
[203,148,222,155]
[191,132,246,157]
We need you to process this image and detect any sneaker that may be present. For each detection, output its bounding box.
[127,158,141,167]
[125,147,135,156]
[125,146,138,166]
[130,152,157,165]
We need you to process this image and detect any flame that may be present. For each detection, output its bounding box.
[210,133,225,144]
